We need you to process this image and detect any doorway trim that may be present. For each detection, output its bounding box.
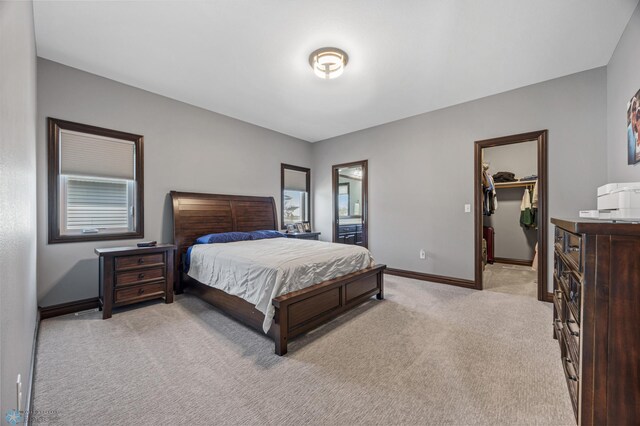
[332,160,368,248]
[474,130,549,302]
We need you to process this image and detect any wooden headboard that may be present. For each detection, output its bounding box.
[170,191,278,273]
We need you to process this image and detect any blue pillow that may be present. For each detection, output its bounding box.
[195,232,251,245]
[248,230,286,240]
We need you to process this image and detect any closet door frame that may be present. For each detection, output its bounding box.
[473,130,549,302]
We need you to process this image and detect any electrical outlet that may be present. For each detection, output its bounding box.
[419,249,426,260]
[464,204,471,213]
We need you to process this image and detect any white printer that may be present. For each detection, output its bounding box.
[592,182,640,220]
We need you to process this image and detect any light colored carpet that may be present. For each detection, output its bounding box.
[32,275,573,425]
[483,263,537,298]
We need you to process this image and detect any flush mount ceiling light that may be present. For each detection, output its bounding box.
[309,47,349,80]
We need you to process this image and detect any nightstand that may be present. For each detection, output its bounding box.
[95,244,175,319]
[285,232,321,240]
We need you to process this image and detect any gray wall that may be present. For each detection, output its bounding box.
[483,141,538,261]
[0,0,38,414]
[312,68,608,292]
[37,59,312,306]
[607,2,640,182]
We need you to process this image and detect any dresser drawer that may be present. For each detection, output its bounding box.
[563,308,581,369]
[115,253,165,270]
[553,288,564,320]
[562,356,579,419]
[554,252,572,284]
[339,225,357,233]
[557,271,571,304]
[116,267,165,287]
[567,275,582,324]
[563,232,583,273]
[554,227,566,249]
[115,281,165,303]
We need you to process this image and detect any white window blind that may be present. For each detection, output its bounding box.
[60,129,135,180]
[283,169,307,191]
[63,177,132,232]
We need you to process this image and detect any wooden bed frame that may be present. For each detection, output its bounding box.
[170,191,385,355]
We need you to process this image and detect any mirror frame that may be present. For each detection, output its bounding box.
[332,160,368,248]
[280,163,311,230]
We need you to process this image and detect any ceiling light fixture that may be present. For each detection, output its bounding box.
[309,47,349,80]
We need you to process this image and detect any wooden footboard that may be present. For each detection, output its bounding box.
[272,264,385,355]
[183,264,385,355]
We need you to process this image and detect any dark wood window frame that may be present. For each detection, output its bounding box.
[48,117,144,244]
[280,163,311,230]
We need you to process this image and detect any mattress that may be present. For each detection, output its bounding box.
[187,238,375,332]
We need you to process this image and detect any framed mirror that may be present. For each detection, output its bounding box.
[332,160,368,247]
[281,164,310,230]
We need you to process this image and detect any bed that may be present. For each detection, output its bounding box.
[171,191,386,355]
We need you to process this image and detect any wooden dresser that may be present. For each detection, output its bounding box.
[95,244,175,319]
[551,218,640,425]
[337,224,363,245]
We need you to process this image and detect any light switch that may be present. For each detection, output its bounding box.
[464,204,471,213]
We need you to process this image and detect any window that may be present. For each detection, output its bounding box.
[338,183,350,217]
[281,164,311,229]
[48,118,144,243]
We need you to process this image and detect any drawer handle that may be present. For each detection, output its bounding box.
[138,258,145,264]
[568,246,580,253]
[565,358,578,381]
[138,288,145,295]
[566,320,580,337]
[138,273,145,279]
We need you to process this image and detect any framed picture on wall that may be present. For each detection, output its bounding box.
[302,222,311,232]
[627,88,640,165]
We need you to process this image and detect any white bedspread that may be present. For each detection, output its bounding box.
[187,238,375,332]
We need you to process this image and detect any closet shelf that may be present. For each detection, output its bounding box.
[493,181,536,189]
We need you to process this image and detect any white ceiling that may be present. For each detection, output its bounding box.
[34,0,638,142]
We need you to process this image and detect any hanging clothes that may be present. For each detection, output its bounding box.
[482,164,498,216]
[520,187,536,229]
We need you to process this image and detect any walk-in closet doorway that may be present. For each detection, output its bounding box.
[473,130,549,301]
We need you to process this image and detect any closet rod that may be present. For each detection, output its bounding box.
[493,181,536,189]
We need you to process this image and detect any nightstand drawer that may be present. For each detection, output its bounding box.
[115,281,165,303]
[116,267,165,287]
[115,253,165,270]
